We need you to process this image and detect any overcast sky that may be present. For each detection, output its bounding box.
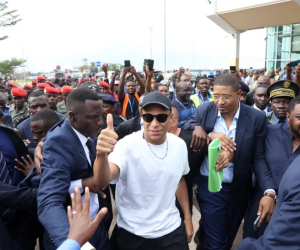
[0,0,266,73]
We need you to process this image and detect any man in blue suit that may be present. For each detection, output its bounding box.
[237,154,300,249]
[37,88,110,250]
[190,74,269,250]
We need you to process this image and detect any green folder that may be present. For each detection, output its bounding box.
[208,138,224,192]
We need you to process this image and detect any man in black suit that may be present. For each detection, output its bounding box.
[245,75,270,106]
[190,74,268,250]
[115,92,150,140]
[38,88,110,250]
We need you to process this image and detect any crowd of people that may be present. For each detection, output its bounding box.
[1,60,300,250]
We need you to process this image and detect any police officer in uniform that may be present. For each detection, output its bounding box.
[266,80,299,125]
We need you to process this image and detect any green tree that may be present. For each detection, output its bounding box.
[51,69,58,73]
[0,1,22,41]
[0,57,26,74]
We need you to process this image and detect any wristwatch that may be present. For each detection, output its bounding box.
[264,192,277,202]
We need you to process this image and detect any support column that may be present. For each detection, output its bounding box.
[229,31,240,71]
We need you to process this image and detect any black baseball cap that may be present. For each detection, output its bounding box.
[80,81,104,98]
[142,92,171,110]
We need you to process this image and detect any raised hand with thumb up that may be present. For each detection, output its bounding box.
[97,114,118,155]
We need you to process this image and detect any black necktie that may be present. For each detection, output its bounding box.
[86,139,96,165]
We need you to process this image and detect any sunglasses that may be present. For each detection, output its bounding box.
[142,113,170,123]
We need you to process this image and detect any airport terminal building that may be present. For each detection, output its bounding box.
[206,0,300,70]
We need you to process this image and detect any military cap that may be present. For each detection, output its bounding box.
[32,80,37,84]
[56,87,61,93]
[11,88,27,97]
[102,94,117,106]
[267,80,299,99]
[24,83,33,90]
[61,86,73,93]
[99,81,110,89]
[37,76,45,81]
[7,82,18,88]
[37,83,48,89]
[45,81,55,87]
[44,87,59,94]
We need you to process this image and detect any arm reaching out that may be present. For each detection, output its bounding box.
[93,114,120,189]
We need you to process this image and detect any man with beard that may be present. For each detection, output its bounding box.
[266,80,299,125]
[45,87,59,111]
[118,66,145,120]
[38,88,110,250]
[171,81,196,128]
[9,88,29,128]
[253,84,271,113]
[190,77,214,108]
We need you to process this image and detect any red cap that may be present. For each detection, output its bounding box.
[44,87,59,94]
[7,82,18,88]
[37,83,48,89]
[80,79,85,83]
[99,81,110,89]
[55,77,58,79]
[32,80,37,84]
[11,88,27,97]
[61,86,73,93]
[67,75,71,78]
[45,81,55,87]
[24,83,33,90]
[37,76,45,81]
[56,87,61,93]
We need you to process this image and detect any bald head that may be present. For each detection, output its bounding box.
[258,75,270,85]
[176,81,192,103]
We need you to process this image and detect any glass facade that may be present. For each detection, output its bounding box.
[266,24,300,70]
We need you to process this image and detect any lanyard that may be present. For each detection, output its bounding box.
[175,98,196,116]
[128,97,135,118]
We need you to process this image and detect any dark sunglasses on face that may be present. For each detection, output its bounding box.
[142,113,170,123]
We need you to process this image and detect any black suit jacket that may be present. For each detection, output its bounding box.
[114,115,141,140]
[195,102,267,204]
[0,183,37,212]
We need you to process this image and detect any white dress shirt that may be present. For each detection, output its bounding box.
[68,127,99,220]
[253,104,268,114]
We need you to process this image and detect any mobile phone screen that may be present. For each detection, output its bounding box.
[124,60,130,68]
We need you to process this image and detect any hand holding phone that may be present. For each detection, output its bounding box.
[253,214,261,231]
[148,60,154,71]
[124,60,131,68]
[287,60,300,68]
[230,66,237,72]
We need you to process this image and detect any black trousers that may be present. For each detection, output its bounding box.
[112,222,189,250]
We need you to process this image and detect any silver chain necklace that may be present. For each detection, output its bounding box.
[144,133,168,159]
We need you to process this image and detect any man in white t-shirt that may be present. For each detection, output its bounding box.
[94,92,193,250]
